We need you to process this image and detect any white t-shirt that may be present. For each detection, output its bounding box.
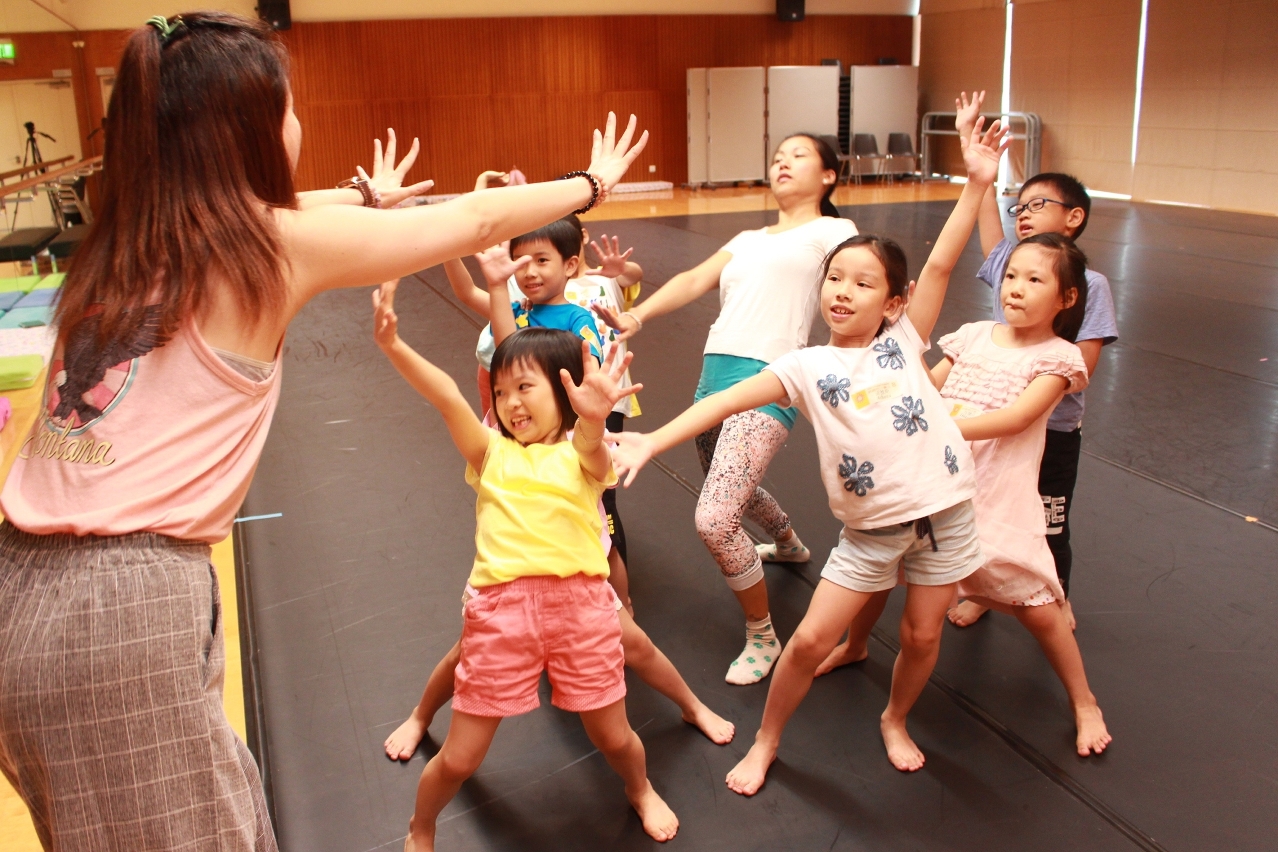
[563,274,636,417]
[706,216,857,364]
[765,315,976,529]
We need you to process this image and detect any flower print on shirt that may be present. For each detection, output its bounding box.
[945,445,959,475]
[891,396,928,436]
[874,338,905,370]
[837,454,875,496]
[817,374,851,408]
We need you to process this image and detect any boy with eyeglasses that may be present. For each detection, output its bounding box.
[949,92,1119,632]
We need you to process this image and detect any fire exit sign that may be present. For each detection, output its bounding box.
[0,41,15,64]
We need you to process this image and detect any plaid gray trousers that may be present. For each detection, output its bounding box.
[0,524,276,852]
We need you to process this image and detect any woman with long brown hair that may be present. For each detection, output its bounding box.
[0,12,645,851]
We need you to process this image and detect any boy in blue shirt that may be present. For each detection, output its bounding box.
[477,219,602,362]
[949,93,1119,630]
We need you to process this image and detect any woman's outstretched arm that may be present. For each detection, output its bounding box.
[593,250,731,342]
[283,114,647,302]
[610,371,786,486]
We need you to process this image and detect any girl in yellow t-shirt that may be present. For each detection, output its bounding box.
[372,280,679,848]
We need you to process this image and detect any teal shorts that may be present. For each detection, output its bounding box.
[694,354,797,430]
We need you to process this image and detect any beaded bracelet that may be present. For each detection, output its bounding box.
[559,170,602,214]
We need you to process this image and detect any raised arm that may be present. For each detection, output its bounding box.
[282,113,648,303]
[609,371,786,487]
[595,250,731,342]
[587,235,644,288]
[373,280,490,470]
[907,117,1009,341]
[444,258,490,317]
[955,374,1068,442]
[475,243,529,348]
[561,342,643,483]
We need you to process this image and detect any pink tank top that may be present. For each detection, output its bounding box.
[1,313,282,543]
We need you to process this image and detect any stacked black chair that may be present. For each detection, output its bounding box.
[0,227,60,270]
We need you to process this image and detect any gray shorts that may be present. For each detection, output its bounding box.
[821,499,984,593]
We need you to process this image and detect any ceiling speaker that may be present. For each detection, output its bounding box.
[257,0,291,31]
[777,0,804,23]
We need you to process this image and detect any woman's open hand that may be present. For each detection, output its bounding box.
[590,303,641,342]
[359,128,435,208]
[608,431,656,488]
[586,113,649,194]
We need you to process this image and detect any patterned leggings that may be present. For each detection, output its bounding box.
[694,409,793,591]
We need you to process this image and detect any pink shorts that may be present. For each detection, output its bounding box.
[453,574,625,717]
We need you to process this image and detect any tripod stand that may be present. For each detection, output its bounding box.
[21,122,61,224]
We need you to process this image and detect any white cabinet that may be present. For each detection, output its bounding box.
[766,65,840,151]
[849,65,919,157]
[706,67,766,184]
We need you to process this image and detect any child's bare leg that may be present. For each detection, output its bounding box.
[815,588,891,676]
[386,640,461,760]
[727,580,872,796]
[405,711,501,852]
[619,609,734,744]
[991,597,1111,756]
[607,547,634,616]
[880,583,954,772]
[579,699,679,842]
[946,599,989,627]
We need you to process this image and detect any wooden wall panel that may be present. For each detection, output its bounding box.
[1133,0,1278,215]
[280,14,913,193]
[917,7,1004,177]
[11,15,909,201]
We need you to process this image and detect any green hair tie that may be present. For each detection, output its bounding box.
[145,15,185,45]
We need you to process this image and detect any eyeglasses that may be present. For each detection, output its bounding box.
[1008,198,1073,216]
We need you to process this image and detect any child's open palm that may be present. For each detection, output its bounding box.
[561,341,642,425]
[953,90,985,141]
[372,279,400,350]
[960,116,1011,187]
[587,235,635,279]
[474,241,531,288]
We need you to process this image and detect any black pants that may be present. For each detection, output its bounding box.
[602,412,627,566]
[1039,427,1082,596]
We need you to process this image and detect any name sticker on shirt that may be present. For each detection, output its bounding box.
[852,381,899,410]
[945,401,984,420]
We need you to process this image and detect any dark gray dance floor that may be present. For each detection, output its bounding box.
[235,196,1278,851]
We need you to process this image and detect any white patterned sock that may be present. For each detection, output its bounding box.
[725,616,781,685]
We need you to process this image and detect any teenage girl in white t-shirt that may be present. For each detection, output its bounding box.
[598,134,857,685]
[610,117,1010,791]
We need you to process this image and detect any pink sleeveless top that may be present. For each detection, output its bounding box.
[1,314,282,543]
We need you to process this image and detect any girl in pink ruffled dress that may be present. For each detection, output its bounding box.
[932,232,1112,757]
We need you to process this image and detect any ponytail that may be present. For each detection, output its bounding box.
[786,133,842,219]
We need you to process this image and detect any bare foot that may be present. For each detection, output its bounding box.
[725,740,777,796]
[403,824,434,852]
[682,701,735,744]
[1074,703,1111,756]
[1060,598,1076,632]
[814,639,868,677]
[627,781,679,842]
[880,716,926,772]
[384,710,428,761]
[946,599,989,627]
